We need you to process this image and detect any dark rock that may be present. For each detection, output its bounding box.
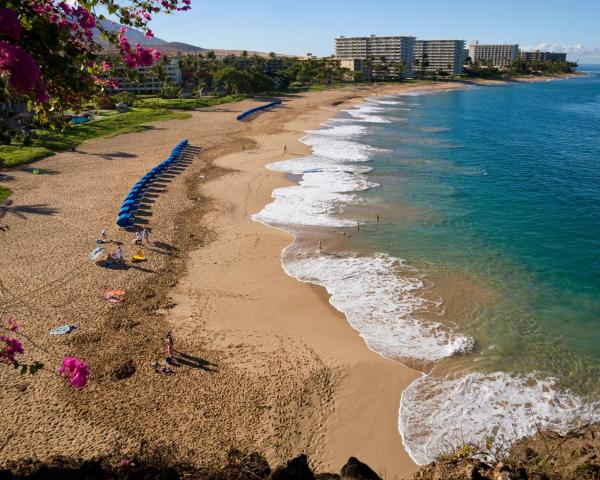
[110,359,136,381]
[340,457,381,480]
[270,454,315,480]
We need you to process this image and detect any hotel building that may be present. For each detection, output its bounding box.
[115,58,182,94]
[468,42,519,68]
[519,50,568,62]
[414,40,466,75]
[335,35,416,77]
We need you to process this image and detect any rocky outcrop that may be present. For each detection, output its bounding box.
[270,454,315,480]
[3,425,600,479]
[340,457,382,480]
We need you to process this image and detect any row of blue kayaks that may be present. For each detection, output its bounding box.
[116,139,189,228]
[236,100,282,121]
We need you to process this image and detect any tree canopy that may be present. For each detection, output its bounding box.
[0,0,192,138]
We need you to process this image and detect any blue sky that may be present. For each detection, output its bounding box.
[147,0,600,63]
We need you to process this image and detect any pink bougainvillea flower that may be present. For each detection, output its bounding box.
[58,357,89,389]
[0,41,42,93]
[6,317,18,332]
[0,336,24,364]
[101,60,111,71]
[0,8,22,40]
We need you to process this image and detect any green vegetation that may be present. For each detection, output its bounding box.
[0,108,190,168]
[463,59,577,79]
[507,59,578,76]
[0,185,12,203]
[135,94,247,110]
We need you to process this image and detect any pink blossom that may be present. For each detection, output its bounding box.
[0,336,24,365]
[0,8,22,40]
[73,6,96,30]
[101,60,111,71]
[58,357,90,389]
[145,29,154,39]
[6,317,18,332]
[58,1,72,15]
[0,41,42,93]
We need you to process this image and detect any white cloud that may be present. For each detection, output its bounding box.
[521,43,600,59]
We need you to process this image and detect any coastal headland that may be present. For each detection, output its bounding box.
[0,76,578,477]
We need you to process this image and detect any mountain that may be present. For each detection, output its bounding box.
[95,20,205,53]
[95,19,169,46]
[94,20,279,57]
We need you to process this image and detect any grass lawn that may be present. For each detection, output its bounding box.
[135,94,247,110]
[0,185,11,203]
[0,108,191,168]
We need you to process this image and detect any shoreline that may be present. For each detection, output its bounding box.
[167,81,472,475]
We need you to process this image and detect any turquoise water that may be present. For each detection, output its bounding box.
[361,70,600,392]
[255,68,600,463]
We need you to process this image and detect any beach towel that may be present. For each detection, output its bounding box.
[155,367,174,375]
[104,289,126,303]
[90,246,105,261]
[50,324,78,335]
[150,362,174,375]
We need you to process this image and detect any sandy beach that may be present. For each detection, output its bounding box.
[1,81,468,478]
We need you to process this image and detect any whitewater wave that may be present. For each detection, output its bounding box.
[284,252,473,362]
[399,371,600,465]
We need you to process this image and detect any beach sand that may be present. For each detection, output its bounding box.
[0,81,464,478]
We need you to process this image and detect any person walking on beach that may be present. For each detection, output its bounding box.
[357,221,360,231]
[100,228,108,243]
[376,213,380,223]
[317,240,322,252]
[134,231,143,245]
[166,331,174,364]
[283,145,287,154]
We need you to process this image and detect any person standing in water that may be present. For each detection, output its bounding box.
[376,213,380,223]
[317,240,322,252]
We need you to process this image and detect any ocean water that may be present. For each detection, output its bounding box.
[254,67,600,464]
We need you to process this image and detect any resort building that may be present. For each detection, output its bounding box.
[414,40,466,75]
[339,58,371,80]
[335,35,416,77]
[519,50,568,62]
[114,57,182,94]
[468,42,519,68]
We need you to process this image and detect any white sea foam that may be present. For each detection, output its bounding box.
[253,122,382,227]
[306,123,368,138]
[369,99,405,105]
[284,253,473,362]
[303,136,383,162]
[399,371,600,465]
[344,103,392,123]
